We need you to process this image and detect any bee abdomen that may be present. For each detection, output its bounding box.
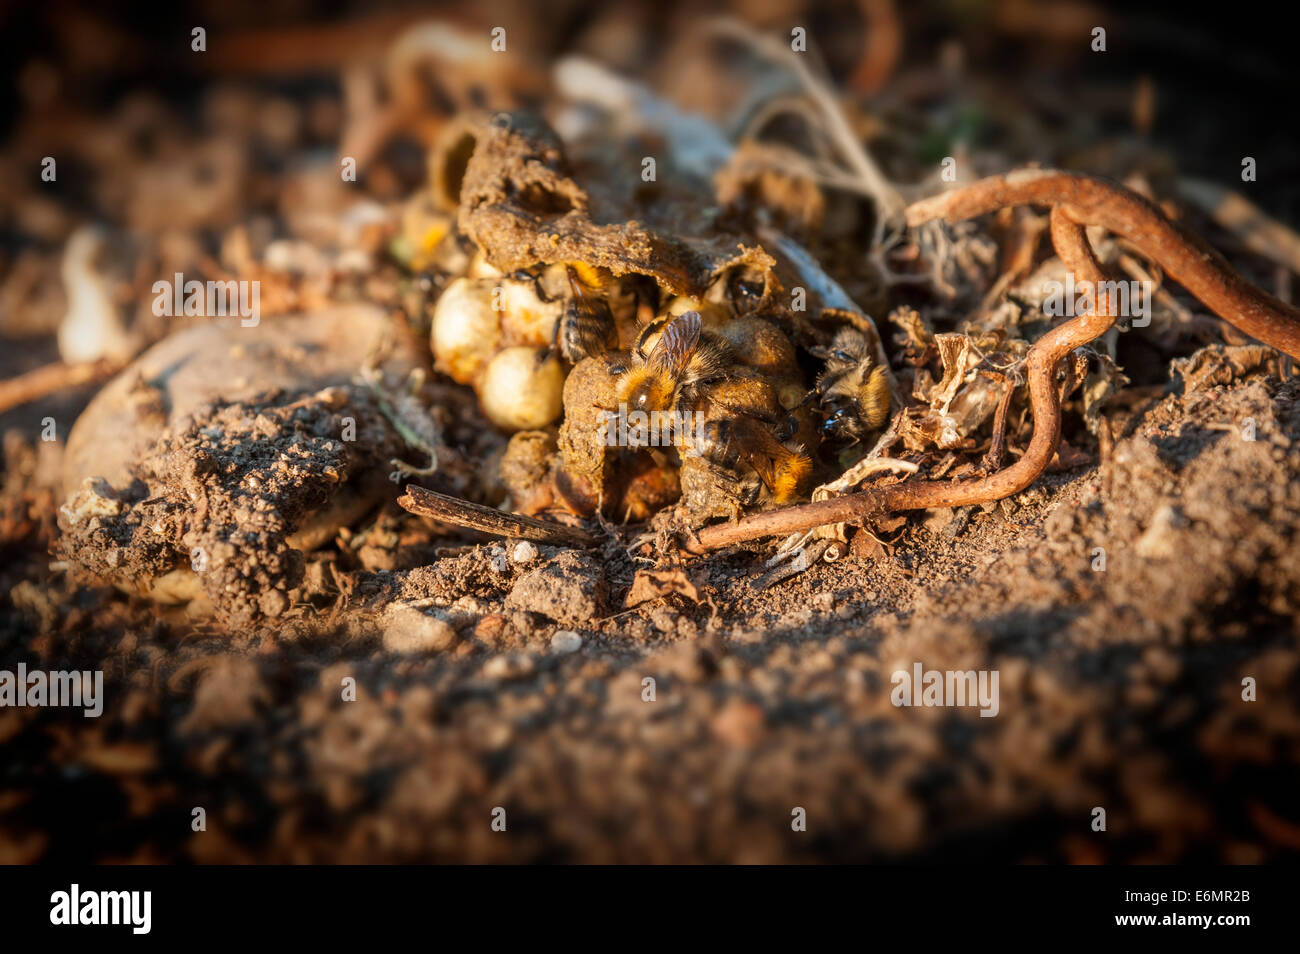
[557,298,618,363]
[857,364,892,430]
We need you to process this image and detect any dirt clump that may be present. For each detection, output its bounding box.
[58,386,402,627]
[505,550,610,626]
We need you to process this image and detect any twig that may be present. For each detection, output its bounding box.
[0,358,119,416]
[980,378,1016,472]
[813,456,918,499]
[398,485,597,548]
[751,538,836,590]
[695,170,1300,549]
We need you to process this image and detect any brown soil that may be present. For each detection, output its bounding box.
[3,370,1297,863]
[3,0,1299,867]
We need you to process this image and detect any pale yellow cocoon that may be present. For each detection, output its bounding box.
[431,277,502,385]
[479,346,565,430]
[499,278,563,346]
[665,296,729,329]
[467,250,503,279]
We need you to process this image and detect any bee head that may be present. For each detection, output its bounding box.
[815,328,873,376]
[620,365,673,413]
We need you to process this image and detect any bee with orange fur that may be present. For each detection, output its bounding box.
[619,310,812,507]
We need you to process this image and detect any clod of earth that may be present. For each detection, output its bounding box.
[56,307,420,623]
[504,550,609,626]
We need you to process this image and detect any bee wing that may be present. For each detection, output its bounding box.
[725,415,811,500]
[744,447,779,492]
[647,310,701,377]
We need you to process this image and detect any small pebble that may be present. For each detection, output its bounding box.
[382,604,458,654]
[551,630,583,654]
[474,613,508,647]
[512,541,539,564]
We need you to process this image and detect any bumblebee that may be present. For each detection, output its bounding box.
[810,328,893,443]
[620,310,810,503]
[621,310,731,413]
[690,407,810,504]
[503,262,621,364]
[555,265,618,363]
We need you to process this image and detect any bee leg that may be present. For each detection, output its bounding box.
[536,340,562,368]
[532,274,556,304]
[549,309,565,361]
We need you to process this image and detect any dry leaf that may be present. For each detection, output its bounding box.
[624,566,702,608]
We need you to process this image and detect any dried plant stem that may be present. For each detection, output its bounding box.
[398,485,597,548]
[906,170,1300,359]
[708,18,906,241]
[981,378,1016,472]
[0,358,119,416]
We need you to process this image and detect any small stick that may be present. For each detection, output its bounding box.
[980,378,1016,472]
[398,484,597,548]
[0,358,119,416]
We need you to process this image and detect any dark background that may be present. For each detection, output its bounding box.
[2,0,1297,220]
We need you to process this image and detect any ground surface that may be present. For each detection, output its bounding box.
[2,369,1297,863]
[3,0,1299,865]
